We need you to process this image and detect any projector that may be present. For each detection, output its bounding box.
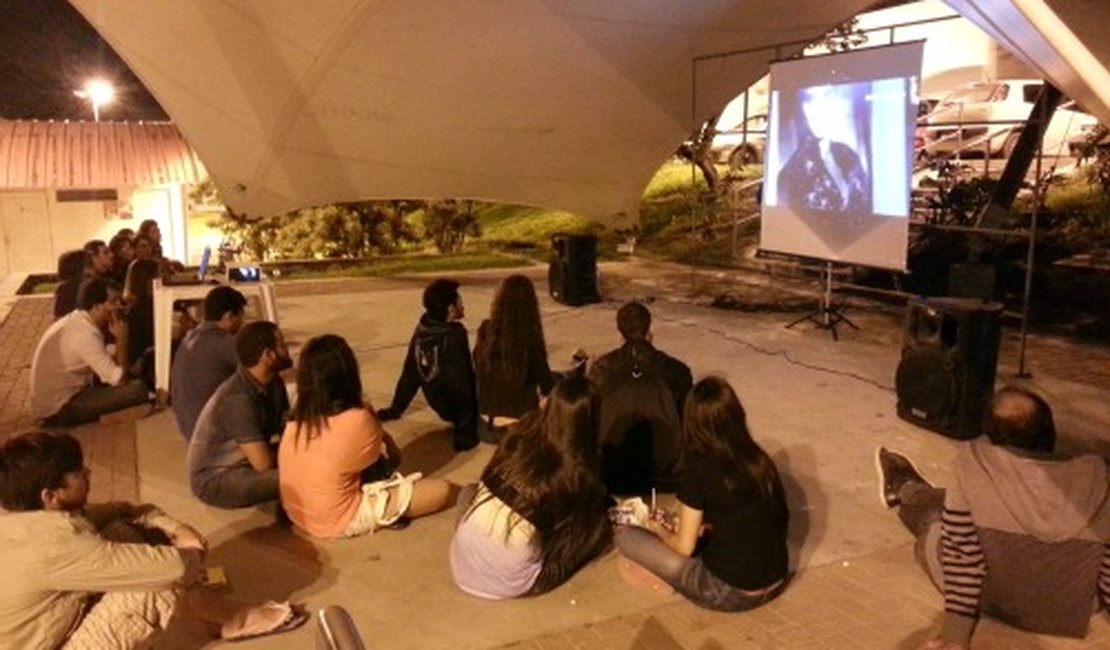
[227,264,263,282]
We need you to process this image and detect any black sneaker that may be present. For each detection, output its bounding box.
[875,447,931,508]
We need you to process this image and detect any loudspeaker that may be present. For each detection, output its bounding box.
[549,234,599,306]
[895,296,1003,439]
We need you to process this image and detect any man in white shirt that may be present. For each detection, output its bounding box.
[30,278,150,426]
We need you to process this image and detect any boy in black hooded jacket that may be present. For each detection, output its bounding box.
[378,279,479,451]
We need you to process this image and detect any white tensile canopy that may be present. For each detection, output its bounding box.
[71,0,1110,226]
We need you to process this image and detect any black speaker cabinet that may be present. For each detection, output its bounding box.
[549,234,599,306]
[895,296,1003,439]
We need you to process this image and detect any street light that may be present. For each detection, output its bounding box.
[73,79,116,122]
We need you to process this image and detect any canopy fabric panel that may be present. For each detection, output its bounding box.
[70,1,1109,225]
[69,0,876,225]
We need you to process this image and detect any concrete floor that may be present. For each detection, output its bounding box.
[138,263,1108,649]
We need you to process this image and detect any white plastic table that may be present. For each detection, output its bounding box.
[152,278,279,392]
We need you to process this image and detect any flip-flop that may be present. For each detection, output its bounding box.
[223,602,308,641]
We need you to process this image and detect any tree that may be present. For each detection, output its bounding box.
[422,199,480,253]
[675,117,721,192]
[813,18,868,53]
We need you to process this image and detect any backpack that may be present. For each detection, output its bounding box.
[596,361,680,494]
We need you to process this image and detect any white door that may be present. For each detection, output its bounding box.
[0,192,53,274]
[131,188,177,259]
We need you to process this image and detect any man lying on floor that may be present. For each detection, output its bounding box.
[0,431,306,649]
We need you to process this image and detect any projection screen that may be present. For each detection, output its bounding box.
[761,42,925,271]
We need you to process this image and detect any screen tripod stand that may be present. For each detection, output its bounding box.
[785,261,858,341]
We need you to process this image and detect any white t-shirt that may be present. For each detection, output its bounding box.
[30,310,124,418]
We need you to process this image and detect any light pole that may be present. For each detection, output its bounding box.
[73,79,115,122]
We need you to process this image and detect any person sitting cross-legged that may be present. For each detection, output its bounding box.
[186,321,291,509]
[876,387,1109,650]
[31,278,150,427]
[450,375,611,599]
[472,274,555,441]
[589,301,692,493]
[615,377,789,612]
[0,431,306,649]
[171,286,248,440]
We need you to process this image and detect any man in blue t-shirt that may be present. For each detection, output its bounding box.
[170,286,247,440]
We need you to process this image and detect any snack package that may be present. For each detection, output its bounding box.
[608,497,650,527]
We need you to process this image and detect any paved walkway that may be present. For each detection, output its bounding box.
[0,296,140,503]
[1,262,1107,648]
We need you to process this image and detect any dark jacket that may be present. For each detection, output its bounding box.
[472,319,554,419]
[384,314,478,441]
[589,339,692,416]
[589,339,692,492]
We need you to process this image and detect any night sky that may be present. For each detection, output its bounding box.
[0,0,166,121]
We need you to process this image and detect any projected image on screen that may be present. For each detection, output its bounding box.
[761,42,924,271]
[776,83,872,214]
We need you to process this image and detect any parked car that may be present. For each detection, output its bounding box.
[709,114,767,168]
[920,80,1098,158]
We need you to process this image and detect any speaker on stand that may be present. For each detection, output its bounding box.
[549,234,600,306]
[895,296,1003,439]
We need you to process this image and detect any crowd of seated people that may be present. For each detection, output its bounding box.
[14,269,1106,650]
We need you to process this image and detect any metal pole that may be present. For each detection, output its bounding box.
[824,261,833,326]
[1017,99,1046,378]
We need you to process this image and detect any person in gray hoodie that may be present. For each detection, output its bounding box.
[876,387,1108,650]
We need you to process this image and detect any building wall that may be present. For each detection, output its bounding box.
[0,183,196,278]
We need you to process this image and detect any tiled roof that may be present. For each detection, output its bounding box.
[0,120,206,190]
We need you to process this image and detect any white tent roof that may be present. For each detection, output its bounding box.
[71,0,1109,225]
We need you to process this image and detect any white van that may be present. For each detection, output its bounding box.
[921,80,1097,158]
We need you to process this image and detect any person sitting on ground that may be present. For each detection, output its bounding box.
[378,278,480,451]
[472,274,554,439]
[171,286,248,440]
[31,278,150,426]
[137,219,165,259]
[132,234,155,261]
[122,258,164,389]
[187,321,291,509]
[0,431,306,648]
[450,375,611,599]
[83,239,114,282]
[589,301,693,493]
[615,376,790,612]
[279,334,454,538]
[137,219,185,272]
[108,231,135,286]
[876,387,1109,650]
[52,249,88,320]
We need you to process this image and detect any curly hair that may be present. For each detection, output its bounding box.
[473,376,611,594]
[477,275,547,382]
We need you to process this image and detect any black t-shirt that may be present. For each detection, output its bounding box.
[677,452,789,590]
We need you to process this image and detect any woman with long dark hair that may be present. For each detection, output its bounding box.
[278,334,454,539]
[473,275,553,429]
[615,376,789,611]
[450,376,611,598]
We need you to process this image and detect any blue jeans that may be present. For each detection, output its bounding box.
[614,526,785,612]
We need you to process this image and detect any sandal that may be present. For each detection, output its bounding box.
[222,601,308,641]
